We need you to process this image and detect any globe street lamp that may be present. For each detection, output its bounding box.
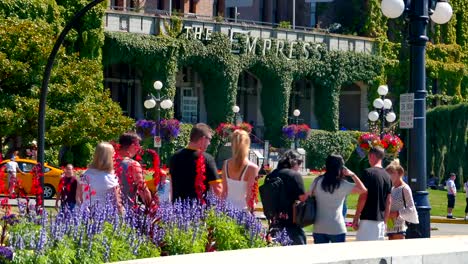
[293,109,301,149]
[232,105,240,125]
[144,81,173,156]
[367,85,397,138]
[380,0,453,238]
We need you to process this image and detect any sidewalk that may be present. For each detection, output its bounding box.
[254,204,468,225]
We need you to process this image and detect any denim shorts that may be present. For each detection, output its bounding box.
[447,194,455,208]
[313,233,346,244]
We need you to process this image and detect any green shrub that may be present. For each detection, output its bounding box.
[302,130,362,170]
[205,209,267,250]
[44,146,60,167]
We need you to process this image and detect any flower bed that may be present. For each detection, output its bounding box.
[1,194,290,263]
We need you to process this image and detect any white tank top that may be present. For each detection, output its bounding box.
[225,160,249,211]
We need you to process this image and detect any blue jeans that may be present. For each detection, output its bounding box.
[313,233,346,244]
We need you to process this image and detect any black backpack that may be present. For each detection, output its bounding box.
[259,173,288,221]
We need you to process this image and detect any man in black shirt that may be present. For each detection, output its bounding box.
[266,150,307,245]
[353,146,392,241]
[170,123,222,201]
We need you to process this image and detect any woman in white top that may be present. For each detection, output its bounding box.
[385,160,419,240]
[312,154,367,243]
[221,130,259,212]
[77,142,122,212]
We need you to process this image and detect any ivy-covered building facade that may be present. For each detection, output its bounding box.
[103,10,382,143]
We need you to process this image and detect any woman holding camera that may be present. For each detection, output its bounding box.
[312,154,367,244]
[385,160,419,239]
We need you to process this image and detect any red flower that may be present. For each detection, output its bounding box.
[195,152,206,203]
[248,178,259,211]
[91,190,96,196]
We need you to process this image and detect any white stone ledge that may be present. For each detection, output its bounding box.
[115,236,468,264]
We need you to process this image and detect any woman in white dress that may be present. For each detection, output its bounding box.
[221,130,259,212]
[77,142,123,212]
[385,160,419,240]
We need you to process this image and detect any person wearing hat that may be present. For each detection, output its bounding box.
[5,156,24,195]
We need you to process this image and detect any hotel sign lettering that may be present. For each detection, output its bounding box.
[183,25,323,60]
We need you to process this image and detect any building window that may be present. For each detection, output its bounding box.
[339,83,361,130]
[189,0,196,13]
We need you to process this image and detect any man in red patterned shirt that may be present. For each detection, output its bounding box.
[55,164,78,211]
[117,132,152,206]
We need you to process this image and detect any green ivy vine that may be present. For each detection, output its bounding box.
[103,31,383,145]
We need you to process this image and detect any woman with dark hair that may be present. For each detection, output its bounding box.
[312,154,367,243]
[263,150,308,245]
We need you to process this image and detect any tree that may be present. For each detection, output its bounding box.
[0,1,133,161]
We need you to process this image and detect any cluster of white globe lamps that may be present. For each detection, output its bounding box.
[381,0,453,24]
[368,85,397,123]
[144,81,173,110]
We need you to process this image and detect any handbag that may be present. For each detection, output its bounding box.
[292,178,319,227]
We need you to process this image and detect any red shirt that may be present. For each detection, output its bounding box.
[59,177,77,204]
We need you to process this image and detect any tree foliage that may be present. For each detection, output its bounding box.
[0,0,133,160]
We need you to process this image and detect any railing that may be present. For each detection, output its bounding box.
[104,9,374,54]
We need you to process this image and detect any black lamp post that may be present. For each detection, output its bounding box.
[367,85,397,139]
[38,0,105,207]
[380,0,453,238]
[144,81,173,158]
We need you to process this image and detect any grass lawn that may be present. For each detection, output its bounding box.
[345,189,467,218]
[258,176,467,218]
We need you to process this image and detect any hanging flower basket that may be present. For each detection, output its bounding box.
[136,119,180,141]
[136,119,156,138]
[158,119,181,141]
[281,124,311,140]
[357,133,404,158]
[215,122,252,139]
[381,134,404,157]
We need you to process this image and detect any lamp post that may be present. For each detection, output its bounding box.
[144,81,173,157]
[293,109,301,149]
[380,0,453,238]
[232,105,240,125]
[367,85,397,139]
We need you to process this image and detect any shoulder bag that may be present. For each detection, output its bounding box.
[292,177,319,228]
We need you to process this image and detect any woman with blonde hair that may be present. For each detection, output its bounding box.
[77,142,122,211]
[221,129,259,211]
[385,159,419,240]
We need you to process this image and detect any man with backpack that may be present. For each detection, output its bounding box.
[260,150,307,245]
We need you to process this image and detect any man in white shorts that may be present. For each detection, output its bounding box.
[5,156,24,195]
[353,146,392,241]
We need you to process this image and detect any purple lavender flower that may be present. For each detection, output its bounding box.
[272,228,292,246]
[0,246,13,261]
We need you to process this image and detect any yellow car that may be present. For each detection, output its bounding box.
[0,158,63,199]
